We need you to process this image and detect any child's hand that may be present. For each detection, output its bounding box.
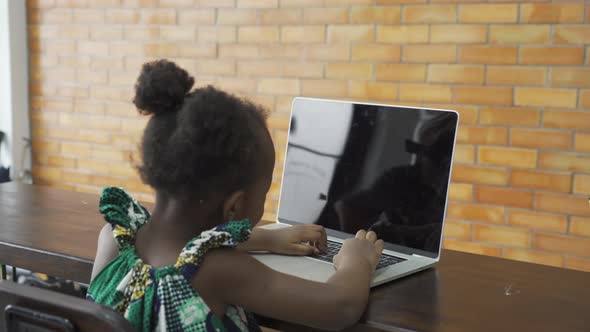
[333,230,384,271]
[268,225,327,256]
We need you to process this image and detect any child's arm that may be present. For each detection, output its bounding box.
[197,230,383,330]
[91,224,119,281]
[237,224,327,255]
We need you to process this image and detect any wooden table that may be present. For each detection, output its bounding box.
[1,182,589,332]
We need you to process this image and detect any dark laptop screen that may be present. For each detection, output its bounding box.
[278,98,458,256]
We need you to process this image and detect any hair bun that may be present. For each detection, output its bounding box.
[133,59,195,116]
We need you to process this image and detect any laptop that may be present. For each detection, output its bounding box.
[252,97,459,287]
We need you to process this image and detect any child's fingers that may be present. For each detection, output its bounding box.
[298,230,325,243]
[366,231,377,242]
[290,243,317,256]
[356,229,367,239]
[374,239,384,255]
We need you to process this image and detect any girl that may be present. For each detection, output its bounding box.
[88,59,384,332]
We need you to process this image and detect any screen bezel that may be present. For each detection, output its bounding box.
[275,97,460,260]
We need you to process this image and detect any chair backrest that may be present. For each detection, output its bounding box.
[0,281,135,332]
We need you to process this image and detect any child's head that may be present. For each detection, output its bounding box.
[133,59,274,225]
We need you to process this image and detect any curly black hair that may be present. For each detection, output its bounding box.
[133,59,269,200]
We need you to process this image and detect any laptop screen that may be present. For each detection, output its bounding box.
[278,98,458,258]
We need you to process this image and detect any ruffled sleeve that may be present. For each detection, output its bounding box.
[99,187,151,250]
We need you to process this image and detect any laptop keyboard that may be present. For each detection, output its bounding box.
[312,240,406,270]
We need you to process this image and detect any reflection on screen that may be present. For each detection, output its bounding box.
[278,99,458,255]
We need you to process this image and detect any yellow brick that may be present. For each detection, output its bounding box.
[77,41,109,56]
[503,249,563,268]
[304,8,348,24]
[443,221,471,240]
[402,45,456,63]
[551,68,590,89]
[301,80,348,98]
[87,0,122,7]
[196,0,234,6]
[178,44,216,58]
[281,63,323,78]
[515,88,577,108]
[59,55,91,68]
[194,60,235,76]
[306,44,349,61]
[57,86,89,98]
[521,3,584,23]
[260,9,301,24]
[570,217,590,237]
[157,0,193,7]
[566,256,590,273]
[490,25,550,44]
[217,9,257,25]
[510,169,571,193]
[460,4,517,23]
[90,26,122,40]
[326,63,373,80]
[32,166,62,182]
[459,46,517,64]
[403,5,456,23]
[573,174,590,195]
[214,77,257,94]
[237,0,277,8]
[428,65,484,84]
[543,110,590,131]
[448,183,474,201]
[454,86,513,106]
[474,224,531,248]
[349,81,397,101]
[106,9,139,23]
[140,9,176,24]
[160,26,196,41]
[92,147,125,162]
[239,27,279,43]
[198,27,236,43]
[124,27,159,40]
[451,144,475,165]
[73,100,105,114]
[377,64,426,82]
[280,0,322,7]
[520,47,584,65]
[259,45,305,60]
[540,152,590,173]
[41,40,77,54]
[400,84,452,103]
[259,79,300,95]
[377,25,428,43]
[576,133,590,153]
[62,142,92,158]
[351,44,400,62]
[281,26,325,43]
[452,164,508,186]
[457,126,508,145]
[431,25,487,43]
[72,9,105,23]
[328,25,374,43]
[447,202,505,224]
[76,69,108,84]
[554,26,590,45]
[351,6,400,24]
[508,210,567,233]
[237,61,280,77]
[478,146,537,168]
[511,129,572,150]
[144,43,179,57]
[43,9,72,23]
[486,66,546,86]
[443,239,501,257]
[61,170,92,185]
[535,233,590,257]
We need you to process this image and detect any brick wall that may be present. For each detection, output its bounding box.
[26,0,590,272]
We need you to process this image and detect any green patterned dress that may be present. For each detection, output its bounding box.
[87,187,261,332]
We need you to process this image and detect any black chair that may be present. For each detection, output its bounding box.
[0,281,135,332]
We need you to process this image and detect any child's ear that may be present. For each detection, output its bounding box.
[223,190,246,221]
